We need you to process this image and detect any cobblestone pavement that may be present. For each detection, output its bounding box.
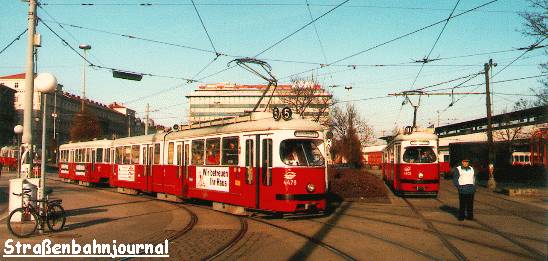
[0,171,545,260]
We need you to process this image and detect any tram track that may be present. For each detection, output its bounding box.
[434,197,546,261]
[304,218,441,260]
[47,177,201,261]
[402,198,469,261]
[247,216,356,261]
[201,216,248,261]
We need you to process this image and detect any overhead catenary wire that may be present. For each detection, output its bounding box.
[37,4,107,66]
[0,29,28,56]
[253,0,350,58]
[491,37,547,79]
[39,19,216,55]
[190,0,219,56]
[38,2,516,13]
[278,0,500,80]
[410,0,460,88]
[305,0,332,80]
[39,18,539,70]
[38,18,197,82]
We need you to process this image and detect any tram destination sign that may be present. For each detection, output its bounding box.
[196,167,230,192]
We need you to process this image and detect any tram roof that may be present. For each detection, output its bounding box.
[166,113,325,141]
[59,139,112,149]
[111,133,159,146]
[393,131,438,142]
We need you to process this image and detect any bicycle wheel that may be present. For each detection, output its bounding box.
[7,207,38,238]
[46,204,66,232]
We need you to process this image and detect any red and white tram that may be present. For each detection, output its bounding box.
[59,139,112,185]
[0,146,18,170]
[59,112,328,214]
[382,129,439,196]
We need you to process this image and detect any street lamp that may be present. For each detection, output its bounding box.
[79,44,91,112]
[13,125,23,178]
[34,73,57,216]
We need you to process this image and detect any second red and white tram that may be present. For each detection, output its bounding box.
[59,139,112,185]
[382,129,439,196]
[59,112,328,214]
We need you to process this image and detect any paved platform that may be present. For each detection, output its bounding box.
[0,171,545,260]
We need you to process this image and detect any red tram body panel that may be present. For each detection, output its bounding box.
[382,129,439,196]
[58,112,328,214]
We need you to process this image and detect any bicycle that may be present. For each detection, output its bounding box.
[7,188,66,237]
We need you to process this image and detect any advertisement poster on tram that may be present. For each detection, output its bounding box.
[196,167,230,192]
[117,165,135,182]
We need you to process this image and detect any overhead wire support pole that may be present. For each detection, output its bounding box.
[22,0,38,179]
[484,59,496,190]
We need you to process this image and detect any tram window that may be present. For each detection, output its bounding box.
[96,148,103,163]
[192,140,204,165]
[280,139,325,166]
[443,155,450,162]
[402,146,437,163]
[525,155,530,162]
[105,148,110,163]
[124,146,132,164]
[262,139,273,186]
[222,137,239,165]
[116,147,123,164]
[176,144,182,165]
[132,145,140,164]
[154,144,161,165]
[206,138,220,165]
[167,142,175,165]
[245,140,253,167]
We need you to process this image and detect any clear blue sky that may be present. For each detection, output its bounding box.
[1,0,545,138]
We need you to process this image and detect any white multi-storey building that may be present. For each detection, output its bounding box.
[186,82,332,124]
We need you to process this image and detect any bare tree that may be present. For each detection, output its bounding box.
[494,102,531,163]
[278,76,333,125]
[329,104,376,166]
[520,0,548,105]
[520,0,547,38]
[70,110,102,142]
[330,104,376,146]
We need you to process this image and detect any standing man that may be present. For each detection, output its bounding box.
[451,158,476,221]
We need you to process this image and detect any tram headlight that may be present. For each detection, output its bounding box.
[418,173,424,179]
[306,183,316,193]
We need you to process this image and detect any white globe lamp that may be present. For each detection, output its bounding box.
[34,73,57,93]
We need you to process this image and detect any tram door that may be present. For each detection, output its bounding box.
[91,149,96,172]
[182,142,190,197]
[395,144,401,185]
[145,144,154,192]
[258,135,273,210]
[244,138,257,208]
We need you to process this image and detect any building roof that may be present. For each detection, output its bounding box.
[0,84,17,93]
[0,73,26,80]
[197,82,321,90]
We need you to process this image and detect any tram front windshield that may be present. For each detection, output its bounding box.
[280,139,325,166]
[403,146,437,163]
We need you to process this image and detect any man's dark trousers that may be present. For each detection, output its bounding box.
[458,193,474,219]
